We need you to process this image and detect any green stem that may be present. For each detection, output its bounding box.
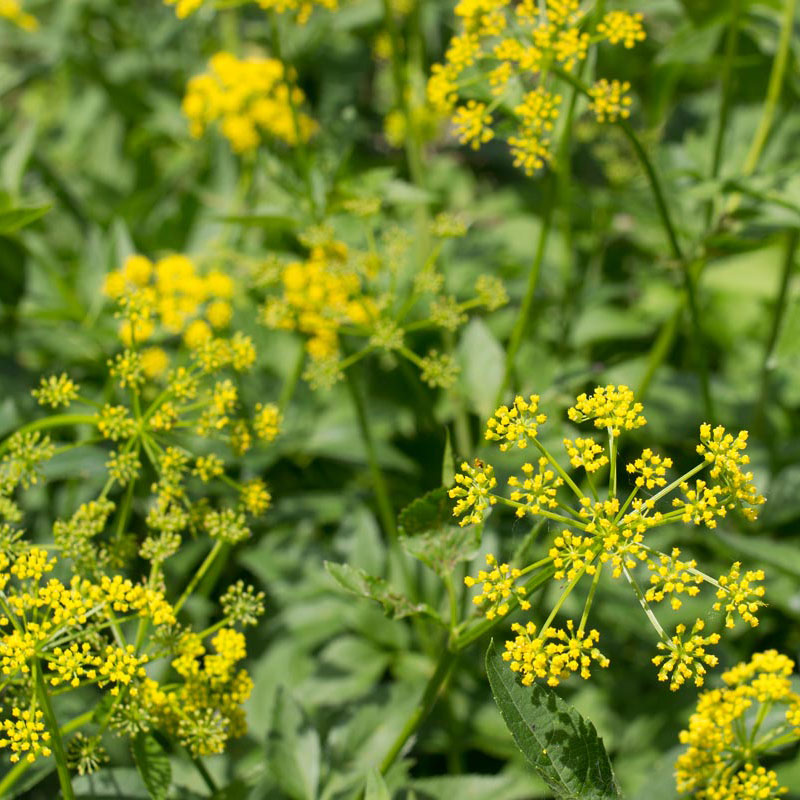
[608,428,617,499]
[454,564,555,650]
[636,302,680,403]
[532,438,585,501]
[622,565,667,641]
[497,188,554,405]
[379,646,456,774]
[376,564,557,778]
[540,567,585,635]
[279,341,306,413]
[578,564,603,636]
[445,573,459,631]
[345,370,397,539]
[174,540,224,614]
[755,228,798,434]
[681,260,715,420]
[0,414,97,457]
[33,659,75,800]
[644,461,707,509]
[741,0,798,178]
[706,0,742,229]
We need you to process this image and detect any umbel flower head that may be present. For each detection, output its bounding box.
[256,218,507,390]
[165,0,337,24]
[427,1,645,175]
[675,650,800,799]
[183,52,317,153]
[454,385,767,690]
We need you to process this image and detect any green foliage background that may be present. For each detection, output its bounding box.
[2,0,800,797]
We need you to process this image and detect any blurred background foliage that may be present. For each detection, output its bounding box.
[2,0,800,797]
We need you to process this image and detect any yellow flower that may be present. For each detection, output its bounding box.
[486,395,547,450]
[183,53,316,153]
[464,553,531,618]
[568,384,645,436]
[449,460,498,526]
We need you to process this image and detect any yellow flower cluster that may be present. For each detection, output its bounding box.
[567,384,645,436]
[626,448,672,489]
[645,548,703,610]
[652,619,720,691]
[503,619,610,687]
[563,437,608,473]
[673,479,725,528]
[0,548,175,763]
[713,562,766,629]
[587,79,633,123]
[261,239,377,360]
[0,709,50,764]
[0,0,37,31]
[697,424,766,518]
[165,0,336,22]
[485,394,547,450]
[464,553,531,619]
[449,460,498,527]
[141,627,253,756]
[676,651,800,798]
[183,52,316,153]
[103,253,236,367]
[454,387,767,692]
[508,457,563,516]
[427,1,646,175]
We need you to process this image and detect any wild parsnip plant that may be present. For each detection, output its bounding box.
[2,0,800,798]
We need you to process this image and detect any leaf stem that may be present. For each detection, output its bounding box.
[741,0,798,178]
[33,659,75,800]
[174,539,225,614]
[497,186,554,405]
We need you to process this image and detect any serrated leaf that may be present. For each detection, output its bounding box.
[132,734,171,800]
[398,487,454,537]
[364,769,392,800]
[0,203,51,234]
[267,688,321,800]
[485,640,621,800]
[324,561,441,621]
[398,488,480,575]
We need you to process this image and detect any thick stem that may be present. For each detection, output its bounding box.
[497,191,554,405]
[741,0,798,178]
[636,302,680,403]
[345,370,397,539]
[33,659,75,800]
[174,539,224,614]
[379,647,456,774]
[755,228,798,434]
[706,0,742,229]
[0,414,97,457]
[608,428,617,499]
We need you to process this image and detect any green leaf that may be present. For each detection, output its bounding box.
[485,640,621,800]
[457,318,504,418]
[442,430,455,488]
[398,488,480,576]
[716,530,800,579]
[364,769,392,800]
[132,734,171,800]
[216,206,298,230]
[267,688,321,800]
[324,561,441,621]
[0,203,51,234]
